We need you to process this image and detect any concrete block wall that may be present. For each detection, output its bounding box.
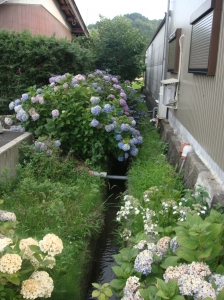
[158,119,224,207]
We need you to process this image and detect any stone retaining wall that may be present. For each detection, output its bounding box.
[158,119,224,207]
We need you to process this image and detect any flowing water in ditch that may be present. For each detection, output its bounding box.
[86,161,127,300]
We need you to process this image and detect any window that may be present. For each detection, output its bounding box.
[167,29,182,73]
[188,0,222,75]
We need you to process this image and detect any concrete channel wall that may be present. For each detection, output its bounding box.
[0,130,33,178]
[158,119,224,207]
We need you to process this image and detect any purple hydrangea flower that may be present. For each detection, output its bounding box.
[112,77,118,83]
[21,93,29,101]
[123,105,129,111]
[95,69,103,75]
[108,94,115,99]
[122,144,130,151]
[120,99,127,106]
[115,134,122,141]
[103,76,110,81]
[103,104,112,114]
[91,105,101,116]
[88,74,94,78]
[124,80,130,83]
[91,119,99,127]
[55,140,61,147]
[52,109,59,119]
[90,96,100,105]
[63,83,68,89]
[121,124,130,131]
[9,102,15,110]
[113,84,122,90]
[120,92,127,98]
[73,74,86,81]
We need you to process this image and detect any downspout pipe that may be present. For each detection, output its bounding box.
[162,0,170,81]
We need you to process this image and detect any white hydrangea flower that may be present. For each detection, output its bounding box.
[0,210,17,222]
[121,276,143,300]
[39,234,63,256]
[0,253,22,274]
[0,237,13,252]
[19,238,39,260]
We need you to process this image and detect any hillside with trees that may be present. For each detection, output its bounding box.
[88,13,162,43]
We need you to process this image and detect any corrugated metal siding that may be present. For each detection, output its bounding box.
[166,0,224,173]
[189,11,213,71]
[145,24,165,100]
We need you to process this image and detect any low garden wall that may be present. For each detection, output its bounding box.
[158,119,224,207]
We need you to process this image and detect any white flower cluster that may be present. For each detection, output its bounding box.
[142,208,157,235]
[161,200,177,214]
[156,236,171,256]
[209,274,224,294]
[21,271,54,299]
[0,210,17,222]
[39,233,63,256]
[143,186,158,202]
[0,237,13,252]
[121,276,143,300]
[116,195,140,222]
[133,240,157,252]
[120,228,132,240]
[0,253,22,274]
[164,262,215,299]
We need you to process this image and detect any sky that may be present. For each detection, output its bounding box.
[75,0,168,26]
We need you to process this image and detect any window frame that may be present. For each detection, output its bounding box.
[167,28,182,73]
[188,0,222,75]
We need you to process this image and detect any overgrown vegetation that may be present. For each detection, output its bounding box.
[0,29,95,111]
[0,145,106,299]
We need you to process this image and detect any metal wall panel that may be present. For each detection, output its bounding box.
[166,0,224,173]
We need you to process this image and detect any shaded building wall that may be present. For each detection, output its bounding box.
[0,4,72,39]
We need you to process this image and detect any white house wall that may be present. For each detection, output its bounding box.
[6,0,70,29]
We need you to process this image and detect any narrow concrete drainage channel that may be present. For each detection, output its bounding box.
[86,160,128,300]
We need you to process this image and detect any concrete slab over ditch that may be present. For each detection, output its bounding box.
[157,119,224,207]
[0,130,32,178]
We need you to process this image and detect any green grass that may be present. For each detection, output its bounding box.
[0,146,107,300]
[127,123,184,201]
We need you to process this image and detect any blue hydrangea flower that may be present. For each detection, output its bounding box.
[40,143,47,151]
[21,93,29,101]
[122,144,130,151]
[21,113,29,122]
[73,84,79,88]
[92,83,98,88]
[105,124,114,132]
[115,134,122,141]
[130,147,139,156]
[91,105,101,116]
[55,140,61,147]
[91,119,99,127]
[134,250,153,275]
[97,87,102,93]
[36,88,42,94]
[10,126,17,132]
[14,99,20,106]
[103,104,112,114]
[118,142,124,149]
[34,141,42,148]
[90,96,100,104]
[118,156,124,162]
[103,75,110,81]
[124,153,129,159]
[9,102,15,110]
[17,125,25,132]
[137,136,143,144]
[121,124,130,131]
[130,138,138,146]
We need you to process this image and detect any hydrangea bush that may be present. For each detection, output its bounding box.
[93,186,224,300]
[8,70,145,164]
[0,204,63,299]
